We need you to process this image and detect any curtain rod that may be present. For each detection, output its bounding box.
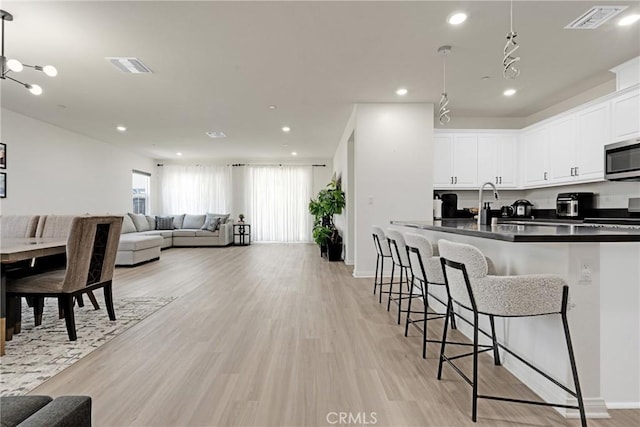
[157,163,326,167]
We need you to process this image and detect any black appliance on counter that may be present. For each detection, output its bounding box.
[441,193,458,218]
[500,205,515,217]
[512,199,534,217]
[556,192,594,218]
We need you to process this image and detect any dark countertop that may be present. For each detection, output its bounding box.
[390,219,640,243]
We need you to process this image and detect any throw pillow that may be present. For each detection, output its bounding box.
[155,216,175,230]
[201,216,221,232]
[207,213,231,225]
[121,215,137,234]
[128,213,150,232]
[183,214,206,229]
[145,215,156,230]
[172,214,185,229]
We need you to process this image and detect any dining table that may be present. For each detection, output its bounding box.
[0,237,66,356]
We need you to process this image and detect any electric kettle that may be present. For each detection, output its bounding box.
[512,199,534,217]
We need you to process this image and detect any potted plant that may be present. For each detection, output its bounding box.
[238,213,245,223]
[308,179,345,261]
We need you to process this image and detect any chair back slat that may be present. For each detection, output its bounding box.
[62,216,123,292]
[0,215,39,238]
[438,239,488,309]
[386,230,409,266]
[371,226,391,257]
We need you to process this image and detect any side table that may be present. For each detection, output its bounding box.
[233,223,251,246]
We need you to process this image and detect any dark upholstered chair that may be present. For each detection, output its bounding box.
[0,395,91,427]
[7,215,123,341]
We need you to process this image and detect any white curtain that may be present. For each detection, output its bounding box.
[247,165,313,242]
[158,165,232,214]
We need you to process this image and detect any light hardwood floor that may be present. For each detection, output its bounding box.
[30,244,639,427]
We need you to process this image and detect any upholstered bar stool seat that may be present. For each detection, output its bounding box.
[371,226,393,303]
[437,239,586,427]
[403,233,456,358]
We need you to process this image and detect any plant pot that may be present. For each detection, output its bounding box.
[327,242,342,261]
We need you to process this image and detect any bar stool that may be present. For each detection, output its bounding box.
[437,239,586,426]
[403,233,456,358]
[385,230,412,324]
[371,226,392,303]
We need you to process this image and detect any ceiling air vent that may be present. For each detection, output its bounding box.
[206,131,227,139]
[565,6,627,29]
[105,57,153,73]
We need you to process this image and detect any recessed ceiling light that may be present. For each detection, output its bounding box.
[282,126,291,132]
[176,152,182,156]
[481,76,491,81]
[269,105,277,110]
[503,88,517,96]
[447,12,467,25]
[116,125,127,132]
[618,14,640,26]
[206,131,227,139]
[396,88,408,96]
[291,152,298,156]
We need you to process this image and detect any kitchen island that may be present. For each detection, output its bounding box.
[390,219,640,419]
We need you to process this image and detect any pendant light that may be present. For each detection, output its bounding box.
[1,10,57,95]
[503,0,520,79]
[437,45,451,125]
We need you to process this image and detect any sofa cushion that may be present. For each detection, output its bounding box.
[118,234,163,251]
[121,215,137,234]
[0,395,53,427]
[183,214,206,229]
[172,214,185,229]
[140,230,174,238]
[145,215,156,230]
[195,229,220,237]
[201,215,221,232]
[128,213,151,232]
[172,230,196,237]
[155,216,174,230]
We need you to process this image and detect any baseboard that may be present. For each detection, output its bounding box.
[606,401,640,409]
[353,270,375,278]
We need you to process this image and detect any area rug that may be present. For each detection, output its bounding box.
[0,295,175,396]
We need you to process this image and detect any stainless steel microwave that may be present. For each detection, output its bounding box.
[605,138,640,181]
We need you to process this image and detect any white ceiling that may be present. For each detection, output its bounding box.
[1,1,639,161]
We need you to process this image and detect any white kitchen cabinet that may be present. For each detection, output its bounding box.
[548,114,578,183]
[477,134,518,188]
[522,127,549,187]
[433,134,478,189]
[576,102,609,181]
[611,88,640,142]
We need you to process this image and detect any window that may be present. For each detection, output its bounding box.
[158,165,232,214]
[247,165,312,242]
[132,170,151,214]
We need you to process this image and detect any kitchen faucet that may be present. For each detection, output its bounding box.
[478,181,500,225]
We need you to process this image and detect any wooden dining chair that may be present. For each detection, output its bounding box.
[6,215,123,341]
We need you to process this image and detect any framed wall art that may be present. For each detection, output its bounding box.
[0,172,5,198]
[0,143,5,169]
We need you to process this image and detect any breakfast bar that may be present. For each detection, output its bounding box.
[390,219,640,418]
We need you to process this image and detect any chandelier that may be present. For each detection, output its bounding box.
[437,45,452,125]
[1,10,57,95]
[503,0,520,79]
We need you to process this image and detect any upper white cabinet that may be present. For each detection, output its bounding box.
[548,114,578,183]
[433,134,478,188]
[611,89,640,142]
[477,134,518,188]
[522,127,549,187]
[576,102,609,181]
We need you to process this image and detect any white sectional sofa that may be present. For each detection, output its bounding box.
[116,213,233,266]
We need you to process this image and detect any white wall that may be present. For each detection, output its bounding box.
[353,103,434,277]
[0,109,155,215]
[333,107,356,265]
